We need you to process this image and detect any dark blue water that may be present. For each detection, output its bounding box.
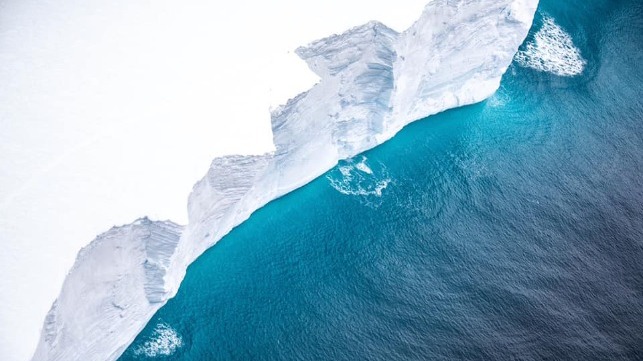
[121,1,643,359]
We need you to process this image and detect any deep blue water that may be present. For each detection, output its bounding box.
[121,1,643,359]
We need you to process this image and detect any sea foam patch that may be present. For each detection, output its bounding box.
[327,156,391,206]
[133,323,183,358]
[515,16,586,77]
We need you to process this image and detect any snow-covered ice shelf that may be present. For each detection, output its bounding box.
[32,1,538,360]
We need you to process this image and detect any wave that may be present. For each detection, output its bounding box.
[515,15,586,76]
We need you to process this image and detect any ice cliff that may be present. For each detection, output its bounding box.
[33,0,538,360]
[31,219,182,361]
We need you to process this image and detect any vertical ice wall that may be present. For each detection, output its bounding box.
[32,219,182,361]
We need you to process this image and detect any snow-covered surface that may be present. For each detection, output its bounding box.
[515,15,586,76]
[0,1,430,360]
[29,1,539,360]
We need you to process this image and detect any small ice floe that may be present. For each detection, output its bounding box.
[134,322,183,358]
[515,15,586,77]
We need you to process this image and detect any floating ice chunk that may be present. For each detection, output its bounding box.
[515,16,586,77]
[355,157,373,174]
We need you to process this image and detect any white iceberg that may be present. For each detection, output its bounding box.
[32,0,538,360]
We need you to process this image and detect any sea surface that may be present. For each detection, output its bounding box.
[120,0,643,359]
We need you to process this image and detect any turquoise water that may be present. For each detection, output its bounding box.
[121,1,643,359]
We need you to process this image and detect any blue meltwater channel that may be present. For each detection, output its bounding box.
[121,0,643,359]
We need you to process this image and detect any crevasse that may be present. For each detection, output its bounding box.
[32,1,539,360]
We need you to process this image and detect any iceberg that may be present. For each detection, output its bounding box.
[32,0,538,360]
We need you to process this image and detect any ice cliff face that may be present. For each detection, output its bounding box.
[32,219,182,361]
[33,1,538,360]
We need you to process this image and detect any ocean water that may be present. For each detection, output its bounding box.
[120,1,643,359]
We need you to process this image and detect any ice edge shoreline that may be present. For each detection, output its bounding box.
[32,1,539,360]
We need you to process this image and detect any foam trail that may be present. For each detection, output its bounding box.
[515,15,586,76]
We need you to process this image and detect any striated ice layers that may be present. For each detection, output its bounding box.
[33,1,538,360]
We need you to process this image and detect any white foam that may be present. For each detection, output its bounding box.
[515,16,586,76]
[133,323,183,358]
[327,156,392,200]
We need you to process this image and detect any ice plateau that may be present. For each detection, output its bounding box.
[32,0,539,360]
